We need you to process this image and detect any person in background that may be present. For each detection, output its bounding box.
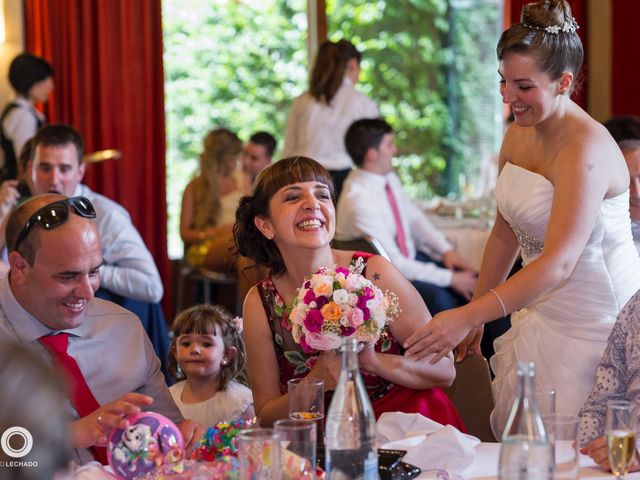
[0,339,71,479]
[619,139,640,253]
[180,128,249,270]
[242,131,276,184]
[337,118,477,314]
[402,0,640,438]
[234,156,463,428]
[0,194,202,465]
[0,53,53,181]
[28,125,163,304]
[168,304,254,427]
[602,116,640,255]
[603,115,640,144]
[578,290,640,472]
[282,39,379,198]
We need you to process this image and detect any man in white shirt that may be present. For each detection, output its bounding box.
[336,118,477,314]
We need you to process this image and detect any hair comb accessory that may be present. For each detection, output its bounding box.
[522,16,579,34]
[231,316,243,332]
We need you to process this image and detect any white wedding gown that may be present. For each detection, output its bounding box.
[490,162,640,437]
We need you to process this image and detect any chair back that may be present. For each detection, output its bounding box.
[444,354,496,442]
[331,235,390,260]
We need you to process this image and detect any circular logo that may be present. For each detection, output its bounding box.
[1,427,33,458]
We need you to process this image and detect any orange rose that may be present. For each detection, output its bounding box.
[313,281,333,297]
[321,302,342,322]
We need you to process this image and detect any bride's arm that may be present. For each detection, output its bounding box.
[405,131,620,362]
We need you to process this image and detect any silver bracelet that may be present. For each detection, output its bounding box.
[489,288,507,317]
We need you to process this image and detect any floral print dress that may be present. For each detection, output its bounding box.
[257,252,465,429]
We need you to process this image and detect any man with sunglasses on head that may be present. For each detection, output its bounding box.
[22,124,173,377]
[0,194,202,465]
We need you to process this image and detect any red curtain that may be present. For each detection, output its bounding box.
[610,1,640,117]
[505,0,589,109]
[23,0,170,309]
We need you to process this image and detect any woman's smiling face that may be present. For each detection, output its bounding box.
[256,180,335,250]
[499,52,565,127]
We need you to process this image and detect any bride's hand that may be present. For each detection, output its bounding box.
[403,308,473,364]
[455,325,483,362]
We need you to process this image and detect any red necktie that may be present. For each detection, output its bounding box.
[385,181,409,257]
[39,333,108,465]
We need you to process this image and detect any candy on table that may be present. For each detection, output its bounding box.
[191,417,258,461]
[143,457,239,480]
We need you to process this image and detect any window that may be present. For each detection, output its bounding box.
[163,0,307,258]
[163,0,503,257]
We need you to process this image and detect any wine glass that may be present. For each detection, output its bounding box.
[605,400,637,480]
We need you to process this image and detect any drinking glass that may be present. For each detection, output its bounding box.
[288,378,324,446]
[237,428,281,480]
[605,400,637,480]
[535,386,556,416]
[288,378,324,421]
[542,413,579,480]
[274,419,317,480]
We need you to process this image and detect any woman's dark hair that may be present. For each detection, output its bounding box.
[309,39,361,105]
[168,304,247,389]
[234,156,335,276]
[497,0,583,93]
[603,116,640,143]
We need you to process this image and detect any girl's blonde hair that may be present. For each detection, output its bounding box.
[168,304,246,389]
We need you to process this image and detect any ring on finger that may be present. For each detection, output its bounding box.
[97,414,104,425]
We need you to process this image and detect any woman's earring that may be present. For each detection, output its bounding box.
[221,359,228,366]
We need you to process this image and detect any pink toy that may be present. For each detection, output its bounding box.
[107,412,184,480]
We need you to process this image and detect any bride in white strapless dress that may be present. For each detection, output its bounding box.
[402,0,640,440]
[490,163,640,433]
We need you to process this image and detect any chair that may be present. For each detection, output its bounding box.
[175,258,240,314]
[444,354,497,442]
[330,234,390,260]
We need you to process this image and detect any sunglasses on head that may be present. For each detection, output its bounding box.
[14,196,96,252]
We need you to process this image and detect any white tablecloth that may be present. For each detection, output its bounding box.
[458,442,640,480]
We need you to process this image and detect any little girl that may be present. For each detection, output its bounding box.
[168,304,254,426]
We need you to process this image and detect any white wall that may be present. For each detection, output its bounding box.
[0,0,25,107]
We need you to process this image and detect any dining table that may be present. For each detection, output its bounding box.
[428,214,493,272]
[458,442,635,480]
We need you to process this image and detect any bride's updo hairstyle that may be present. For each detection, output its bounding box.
[497,0,583,93]
[233,156,335,276]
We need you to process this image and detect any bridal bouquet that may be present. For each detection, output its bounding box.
[289,257,400,353]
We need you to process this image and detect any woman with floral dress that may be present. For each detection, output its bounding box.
[233,156,464,428]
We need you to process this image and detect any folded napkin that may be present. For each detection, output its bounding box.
[376,412,480,473]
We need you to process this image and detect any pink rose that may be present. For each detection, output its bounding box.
[305,331,342,351]
[304,310,324,333]
[347,308,365,328]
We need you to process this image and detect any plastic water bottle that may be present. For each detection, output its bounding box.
[324,338,378,479]
[498,361,554,480]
